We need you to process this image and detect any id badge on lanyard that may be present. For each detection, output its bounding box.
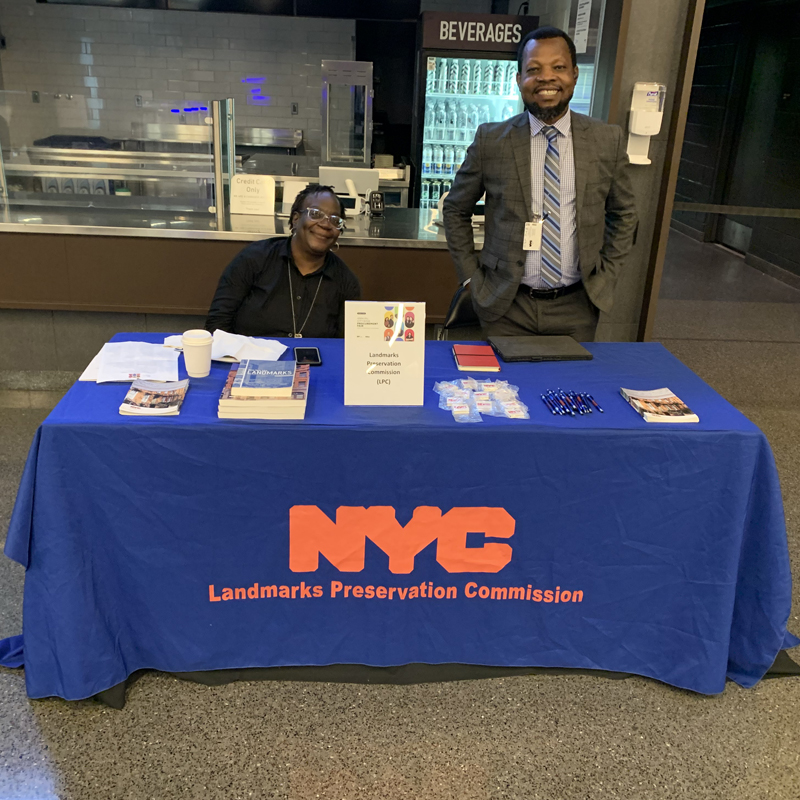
[523,213,547,251]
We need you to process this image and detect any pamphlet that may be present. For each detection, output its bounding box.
[119,379,190,416]
[620,387,699,423]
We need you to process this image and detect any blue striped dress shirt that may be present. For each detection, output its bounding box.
[522,111,580,289]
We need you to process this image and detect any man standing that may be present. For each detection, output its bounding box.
[442,27,638,342]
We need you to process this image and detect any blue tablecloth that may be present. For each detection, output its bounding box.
[2,335,797,699]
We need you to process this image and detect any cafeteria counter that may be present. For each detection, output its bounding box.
[0,207,479,322]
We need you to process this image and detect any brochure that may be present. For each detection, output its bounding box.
[620,387,699,423]
[119,379,190,416]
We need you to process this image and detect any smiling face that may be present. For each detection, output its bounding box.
[516,36,578,124]
[291,191,343,256]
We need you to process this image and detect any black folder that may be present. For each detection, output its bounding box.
[488,336,593,362]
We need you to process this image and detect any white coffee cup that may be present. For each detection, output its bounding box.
[182,329,213,378]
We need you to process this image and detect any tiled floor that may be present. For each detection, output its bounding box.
[0,230,798,800]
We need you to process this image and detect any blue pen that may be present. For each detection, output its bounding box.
[587,394,604,413]
[541,394,558,415]
[550,391,569,415]
[546,391,565,414]
[544,392,563,414]
[569,392,584,414]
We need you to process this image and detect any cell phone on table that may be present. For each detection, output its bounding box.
[294,346,322,366]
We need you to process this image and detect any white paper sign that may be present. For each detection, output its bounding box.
[344,301,426,406]
[574,0,592,54]
[230,174,276,216]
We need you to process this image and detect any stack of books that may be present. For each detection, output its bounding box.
[218,359,310,420]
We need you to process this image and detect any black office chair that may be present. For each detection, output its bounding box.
[436,283,483,341]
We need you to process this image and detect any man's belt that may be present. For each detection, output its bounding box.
[518,281,583,300]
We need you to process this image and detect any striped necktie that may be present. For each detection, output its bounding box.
[541,126,562,287]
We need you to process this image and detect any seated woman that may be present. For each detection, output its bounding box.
[205,184,361,338]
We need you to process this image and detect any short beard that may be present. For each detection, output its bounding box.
[524,98,571,123]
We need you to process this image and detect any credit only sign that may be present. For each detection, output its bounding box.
[421,12,540,53]
[230,174,276,216]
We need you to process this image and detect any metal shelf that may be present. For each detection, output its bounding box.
[425,92,518,101]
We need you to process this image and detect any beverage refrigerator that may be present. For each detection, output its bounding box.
[411,12,538,210]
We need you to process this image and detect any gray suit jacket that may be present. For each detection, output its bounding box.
[442,110,638,321]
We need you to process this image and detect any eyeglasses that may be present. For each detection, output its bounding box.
[305,207,345,230]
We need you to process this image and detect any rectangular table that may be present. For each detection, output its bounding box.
[2,335,796,700]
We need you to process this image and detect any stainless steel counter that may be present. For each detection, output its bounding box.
[0,206,483,250]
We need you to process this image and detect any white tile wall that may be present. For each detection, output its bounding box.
[0,0,355,156]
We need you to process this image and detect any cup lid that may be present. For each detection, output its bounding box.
[182,329,212,341]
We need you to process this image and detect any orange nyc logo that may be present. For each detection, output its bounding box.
[289,506,514,574]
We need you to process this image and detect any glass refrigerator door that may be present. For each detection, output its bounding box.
[419,55,522,210]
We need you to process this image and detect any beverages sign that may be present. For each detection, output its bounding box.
[421,11,539,53]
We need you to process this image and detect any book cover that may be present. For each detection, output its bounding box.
[119,379,189,416]
[452,344,501,373]
[220,364,309,409]
[231,359,296,397]
[620,387,699,423]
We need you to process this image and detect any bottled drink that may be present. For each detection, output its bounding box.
[445,101,457,141]
[455,146,467,172]
[434,101,447,139]
[441,179,452,196]
[433,144,444,176]
[429,179,441,204]
[424,101,435,140]
[447,59,459,94]
[504,62,518,96]
[426,63,436,94]
[493,61,505,96]
[497,62,508,95]
[444,145,455,175]
[480,61,495,95]
[436,58,448,93]
[422,144,432,177]
[469,61,482,95]
[466,103,479,138]
[502,103,515,120]
[421,179,429,208]
[456,101,468,143]
[478,103,491,127]
[459,60,470,95]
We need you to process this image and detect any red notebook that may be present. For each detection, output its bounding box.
[452,344,501,372]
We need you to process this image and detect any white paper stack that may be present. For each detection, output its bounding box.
[80,342,180,383]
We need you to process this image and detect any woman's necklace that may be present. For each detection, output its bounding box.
[287,260,324,338]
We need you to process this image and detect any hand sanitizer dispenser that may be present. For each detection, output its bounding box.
[627,82,666,165]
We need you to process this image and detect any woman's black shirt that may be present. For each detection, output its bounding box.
[205,236,361,338]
